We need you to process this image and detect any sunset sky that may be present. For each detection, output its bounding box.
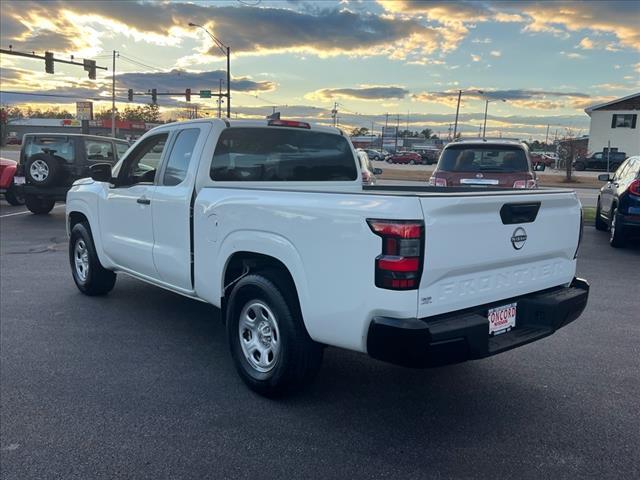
[1,0,638,139]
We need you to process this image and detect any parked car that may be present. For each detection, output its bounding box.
[6,136,21,145]
[530,152,556,168]
[412,148,439,165]
[387,151,422,165]
[66,118,588,396]
[429,139,537,188]
[14,133,130,214]
[357,150,382,185]
[595,156,640,247]
[574,151,627,172]
[365,149,386,161]
[0,157,25,205]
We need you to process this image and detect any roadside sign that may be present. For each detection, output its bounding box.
[76,101,93,121]
[200,90,212,98]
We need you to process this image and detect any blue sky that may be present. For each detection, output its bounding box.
[0,0,638,139]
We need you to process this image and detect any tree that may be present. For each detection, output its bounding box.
[121,104,161,122]
[350,127,369,137]
[2,105,73,119]
[420,128,433,138]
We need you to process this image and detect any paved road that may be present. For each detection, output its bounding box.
[1,205,639,479]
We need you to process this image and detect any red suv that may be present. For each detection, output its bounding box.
[387,151,422,165]
[0,157,25,205]
[429,139,537,189]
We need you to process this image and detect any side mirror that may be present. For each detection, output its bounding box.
[534,163,546,171]
[597,173,612,182]
[373,168,383,175]
[89,163,113,183]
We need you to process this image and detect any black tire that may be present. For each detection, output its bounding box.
[574,161,586,171]
[5,184,25,206]
[25,153,60,187]
[595,198,608,231]
[409,160,415,165]
[609,207,626,248]
[24,195,55,214]
[226,271,323,397]
[69,222,117,295]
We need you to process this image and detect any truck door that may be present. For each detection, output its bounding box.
[151,124,209,290]
[99,132,168,279]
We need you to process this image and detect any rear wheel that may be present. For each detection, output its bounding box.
[409,160,415,165]
[574,161,586,171]
[69,222,117,295]
[24,195,55,214]
[226,272,323,397]
[609,207,626,248]
[595,199,608,231]
[5,184,25,206]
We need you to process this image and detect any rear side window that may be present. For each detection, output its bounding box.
[115,142,130,159]
[210,127,357,181]
[24,136,74,162]
[439,145,528,173]
[163,128,200,186]
[85,140,115,163]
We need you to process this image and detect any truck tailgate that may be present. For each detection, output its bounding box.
[417,190,581,319]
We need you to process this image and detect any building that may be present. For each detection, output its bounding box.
[5,118,161,142]
[585,92,640,157]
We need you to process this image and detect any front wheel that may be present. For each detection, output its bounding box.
[574,162,586,171]
[25,195,55,214]
[69,222,116,295]
[409,160,415,165]
[226,272,323,397]
[5,184,25,206]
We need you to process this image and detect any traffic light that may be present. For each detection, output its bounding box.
[128,89,133,101]
[185,88,191,102]
[151,89,157,104]
[44,52,54,74]
[84,59,96,80]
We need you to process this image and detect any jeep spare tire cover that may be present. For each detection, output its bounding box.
[26,153,60,187]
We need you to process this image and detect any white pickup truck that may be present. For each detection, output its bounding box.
[66,119,589,396]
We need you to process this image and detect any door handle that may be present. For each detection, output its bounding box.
[136,197,151,205]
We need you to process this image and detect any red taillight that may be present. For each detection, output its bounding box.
[429,176,447,187]
[367,219,424,290]
[268,119,311,129]
[513,179,537,189]
[629,179,640,196]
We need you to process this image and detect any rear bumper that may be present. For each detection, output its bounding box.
[16,185,69,201]
[367,277,589,368]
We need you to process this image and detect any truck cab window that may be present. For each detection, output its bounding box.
[163,129,200,186]
[117,133,168,186]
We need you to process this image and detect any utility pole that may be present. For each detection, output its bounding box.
[482,99,489,139]
[111,50,117,137]
[545,124,550,145]
[226,46,231,118]
[218,79,222,118]
[453,89,462,139]
[406,110,409,136]
[395,114,399,152]
[381,113,389,155]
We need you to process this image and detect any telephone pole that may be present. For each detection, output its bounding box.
[395,114,400,152]
[452,90,462,139]
[111,50,117,137]
[218,79,222,118]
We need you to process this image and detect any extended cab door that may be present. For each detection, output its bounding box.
[99,132,169,279]
[151,124,209,290]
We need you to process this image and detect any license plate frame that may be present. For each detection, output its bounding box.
[487,302,517,336]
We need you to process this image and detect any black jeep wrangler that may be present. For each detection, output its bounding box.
[15,134,130,214]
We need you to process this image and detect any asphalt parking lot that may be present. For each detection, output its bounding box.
[1,203,638,479]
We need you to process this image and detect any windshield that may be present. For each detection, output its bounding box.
[439,145,528,172]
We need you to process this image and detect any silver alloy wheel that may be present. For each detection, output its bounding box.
[238,300,281,373]
[74,239,90,282]
[30,159,49,182]
[610,209,617,242]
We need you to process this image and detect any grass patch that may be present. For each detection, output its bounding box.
[582,206,596,224]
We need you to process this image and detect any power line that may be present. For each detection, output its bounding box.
[0,90,128,102]
[118,54,166,72]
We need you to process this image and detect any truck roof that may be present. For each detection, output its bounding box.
[447,137,525,148]
[154,118,344,136]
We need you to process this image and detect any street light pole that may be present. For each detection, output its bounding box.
[452,90,462,139]
[188,22,230,118]
[482,99,489,138]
